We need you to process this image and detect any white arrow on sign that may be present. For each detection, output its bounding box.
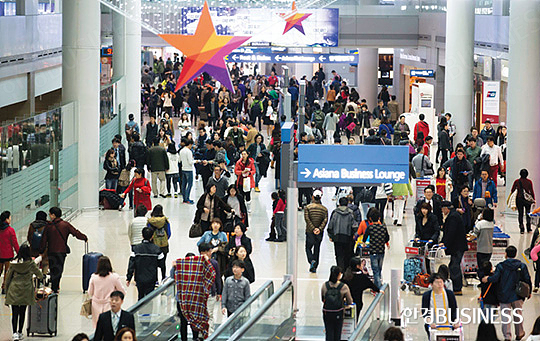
[275,55,282,62]
[319,55,326,62]
[232,54,239,61]
[300,168,311,178]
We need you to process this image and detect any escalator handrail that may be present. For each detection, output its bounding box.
[126,277,175,313]
[89,278,175,341]
[207,280,274,341]
[229,280,293,341]
[348,283,389,341]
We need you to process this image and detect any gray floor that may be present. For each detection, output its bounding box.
[2,143,540,340]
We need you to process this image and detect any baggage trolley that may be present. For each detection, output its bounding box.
[429,325,464,341]
[530,213,540,228]
[427,244,450,274]
[401,240,431,295]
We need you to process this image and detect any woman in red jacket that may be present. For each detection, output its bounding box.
[120,168,152,215]
[0,211,19,294]
[235,150,256,213]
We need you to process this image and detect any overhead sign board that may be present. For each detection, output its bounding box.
[226,53,358,64]
[482,81,500,124]
[297,145,409,184]
[175,7,339,47]
[410,69,434,78]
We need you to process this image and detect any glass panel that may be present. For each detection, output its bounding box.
[100,85,116,126]
[130,280,179,340]
[349,283,390,341]
[209,281,275,340]
[238,285,294,339]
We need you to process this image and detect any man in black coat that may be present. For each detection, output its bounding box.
[443,149,472,200]
[414,185,443,226]
[94,291,135,341]
[112,137,126,170]
[439,201,468,295]
[145,115,158,147]
[128,133,147,169]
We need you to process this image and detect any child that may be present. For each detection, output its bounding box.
[435,167,452,200]
[274,190,287,242]
[266,192,279,242]
[478,261,498,322]
[221,260,251,317]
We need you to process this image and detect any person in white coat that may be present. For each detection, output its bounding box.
[165,144,180,197]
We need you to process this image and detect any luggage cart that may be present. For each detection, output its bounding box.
[401,240,431,295]
[429,325,464,341]
[529,213,540,228]
[427,244,450,274]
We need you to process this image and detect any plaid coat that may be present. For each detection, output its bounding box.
[175,256,216,338]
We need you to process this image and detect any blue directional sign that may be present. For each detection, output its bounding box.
[410,69,435,77]
[226,53,358,64]
[298,145,410,184]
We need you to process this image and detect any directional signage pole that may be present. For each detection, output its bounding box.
[282,66,291,121]
[298,80,306,135]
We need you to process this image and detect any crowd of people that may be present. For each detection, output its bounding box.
[0,58,537,341]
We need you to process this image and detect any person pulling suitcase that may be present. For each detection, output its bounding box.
[40,207,88,293]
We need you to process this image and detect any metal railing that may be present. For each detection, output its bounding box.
[207,280,274,341]
[229,280,294,341]
[348,283,390,341]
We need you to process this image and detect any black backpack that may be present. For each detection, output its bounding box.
[323,282,344,310]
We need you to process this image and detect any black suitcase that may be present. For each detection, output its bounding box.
[27,293,57,337]
[83,242,103,292]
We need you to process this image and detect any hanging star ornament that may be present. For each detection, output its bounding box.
[158,1,250,92]
[279,1,312,35]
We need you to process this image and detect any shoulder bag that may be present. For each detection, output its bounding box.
[515,266,531,300]
[80,294,92,318]
[189,222,203,238]
[422,155,434,176]
[519,180,535,204]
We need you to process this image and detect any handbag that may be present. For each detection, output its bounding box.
[243,175,251,192]
[422,155,434,176]
[189,222,203,238]
[519,180,535,204]
[80,296,92,318]
[118,169,130,187]
[515,267,531,300]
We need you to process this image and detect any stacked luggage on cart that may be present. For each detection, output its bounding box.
[402,240,448,295]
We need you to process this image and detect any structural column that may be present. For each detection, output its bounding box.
[506,0,540,193]
[294,63,313,81]
[62,0,100,208]
[443,0,474,144]
[356,48,378,110]
[112,11,127,128]
[125,0,141,126]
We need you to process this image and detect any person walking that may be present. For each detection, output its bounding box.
[304,190,328,273]
[120,168,152,213]
[127,227,163,300]
[414,203,440,243]
[362,208,390,288]
[414,114,430,145]
[39,207,88,293]
[482,246,531,341]
[221,260,251,317]
[511,169,535,233]
[327,197,357,270]
[198,243,222,335]
[438,122,451,165]
[5,243,42,341]
[393,115,410,145]
[147,205,171,281]
[472,208,494,279]
[246,134,266,192]
[391,181,413,226]
[128,133,147,169]
[103,149,121,190]
[195,184,234,232]
[94,291,136,341]
[88,256,126,328]
[180,139,195,204]
[439,201,467,295]
[128,205,148,248]
[473,170,498,207]
[443,149,472,200]
[341,257,380,318]
[207,166,229,199]
[321,265,353,341]
[480,137,504,186]
[146,139,169,198]
[421,273,458,337]
[27,210,49,276]
[323,111,339,144]
[0,211,19,294]
[165,143,180,198]
[235,150,256,212]
[374,183,393,224]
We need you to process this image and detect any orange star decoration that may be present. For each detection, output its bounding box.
[279,1,312,35]
[158,1,251,92]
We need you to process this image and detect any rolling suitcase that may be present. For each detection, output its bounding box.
[27,293,57,337]
[83,242,102,292]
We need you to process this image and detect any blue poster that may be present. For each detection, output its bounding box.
[177,6,339,47]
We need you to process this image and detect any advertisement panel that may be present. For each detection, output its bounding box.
[178,7,339,47]
[482,81,500,124]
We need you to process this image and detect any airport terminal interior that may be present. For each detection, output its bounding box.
[1,0,540,340]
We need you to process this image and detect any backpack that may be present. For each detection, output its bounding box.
[355,187,375,205]
[153,226,168,248]
[250,102,262,117]
[323,282,344,310]
[313,110,325,130]
[31,228,44,251]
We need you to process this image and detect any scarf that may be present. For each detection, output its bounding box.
[175,256,216,338]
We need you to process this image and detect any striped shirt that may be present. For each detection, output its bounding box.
[304,203,329,233]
